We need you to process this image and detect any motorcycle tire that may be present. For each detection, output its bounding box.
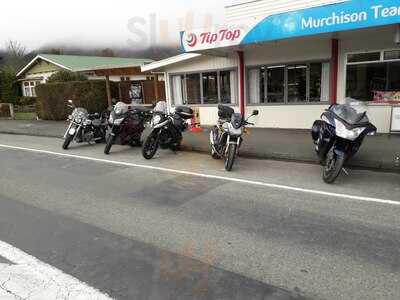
[225,143,237,172]
[104,135,115,155]
[323,151,345,184]
[62,134,74,150]
[142,133,159,160]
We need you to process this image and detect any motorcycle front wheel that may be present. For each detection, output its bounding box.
[104,135,115,155]
[62,134,74,150]
[323,150,345,184]
[225,143,237,172]
[142,132,159,160]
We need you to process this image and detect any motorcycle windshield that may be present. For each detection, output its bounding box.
[114,102,129,115]
[72,108,88,119]
[330,98,369,125]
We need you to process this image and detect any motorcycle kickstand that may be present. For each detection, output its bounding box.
[342,168,349,176]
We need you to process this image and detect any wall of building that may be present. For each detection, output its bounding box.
[225,0,345,24]
[26,60,62,75]
[337,26,399,133]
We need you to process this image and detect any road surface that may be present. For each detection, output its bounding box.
[0,133,399,300]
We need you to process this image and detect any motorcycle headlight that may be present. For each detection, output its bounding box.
[228,123,243,136]
[85,119,92,125]
[75,118,82,124]
[334,119,365,141]
[151,115,162,126]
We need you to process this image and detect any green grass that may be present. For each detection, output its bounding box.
[14,112,37,120]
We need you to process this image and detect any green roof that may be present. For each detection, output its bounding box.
[17,54,154,77]
[39,54,154,72]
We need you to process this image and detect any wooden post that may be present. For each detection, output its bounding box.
[105,75,112,106]
[153,74,159,101]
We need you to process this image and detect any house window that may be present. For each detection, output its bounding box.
[170,70,237,105]
[120,77,130,81]
[23,81,38,97]
[248,62,330,104]
[346,50,400,102]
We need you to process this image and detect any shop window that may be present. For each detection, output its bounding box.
[348,52,381,63]
[186,74,201,105]
[202,72,218,104]
[266,66,285,103]
[287,65,307,103]
[384,50,400,61]
[248,62,329,104]
[347,61,400,101]
[170,70,237,105]
[170,75,185,105]
[346,50,400,102]
[220,70,237,104]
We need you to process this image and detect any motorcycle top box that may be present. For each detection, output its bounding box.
[218,104,234,119]
[175,106,194,119]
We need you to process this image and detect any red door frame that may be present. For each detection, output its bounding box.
[330,39,339,105]
[238,51,245,115]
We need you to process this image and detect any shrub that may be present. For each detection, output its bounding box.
[0,67,20,104]
[35,80,112,120]
[47,70,88,83]
[18,96,36,106]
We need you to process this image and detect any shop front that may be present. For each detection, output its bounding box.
[143,0,400,133]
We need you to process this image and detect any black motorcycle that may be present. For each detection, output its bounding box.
[210,105,259,171]
[311,99,377,184]
[142,104,193,160]
[62,100,108,150]
[104,102,151,155]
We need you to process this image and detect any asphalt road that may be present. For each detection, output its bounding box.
[0,134,399,300]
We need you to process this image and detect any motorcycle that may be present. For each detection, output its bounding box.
[104,101,151,155]
[142,101,193,160]
[210,105,259,171]
[311,98,377,184]
[62,100,108,150]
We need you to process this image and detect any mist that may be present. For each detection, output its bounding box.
[0,0,229,56]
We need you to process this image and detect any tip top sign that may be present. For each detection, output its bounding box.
[183,28,243,51]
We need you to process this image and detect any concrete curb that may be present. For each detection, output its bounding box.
[1,129,399,173]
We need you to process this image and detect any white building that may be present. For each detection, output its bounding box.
[143,0,400,133]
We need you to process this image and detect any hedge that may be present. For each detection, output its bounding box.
[35,80,116,120]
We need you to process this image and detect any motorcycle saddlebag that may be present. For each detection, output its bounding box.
[311,120,324,142]
[218,105,234,119]
[175,106,194,120]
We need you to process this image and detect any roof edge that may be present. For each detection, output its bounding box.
[141,53,202,72]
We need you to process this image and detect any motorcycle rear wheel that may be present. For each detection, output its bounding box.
[62,134,74,150]
[323,151,345,184]
[225,143,237,172]
[104,135,115,155]
[142,133,159,160]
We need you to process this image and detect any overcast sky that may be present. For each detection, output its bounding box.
[1,0,229,51]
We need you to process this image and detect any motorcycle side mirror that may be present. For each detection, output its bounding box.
[252,110,259,116]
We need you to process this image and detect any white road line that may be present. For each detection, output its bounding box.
[0,240,113,300]
[0,143,399,207]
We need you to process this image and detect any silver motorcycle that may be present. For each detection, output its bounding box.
[62,100,107,150]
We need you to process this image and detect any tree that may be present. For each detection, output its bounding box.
[0,66,19,104]
[100,48,115,57]
[4,40,27,72]
[47,70,88,83]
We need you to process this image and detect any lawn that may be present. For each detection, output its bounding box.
[14,112,37,120]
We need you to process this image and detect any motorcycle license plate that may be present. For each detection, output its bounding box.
[69,128,76,135]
